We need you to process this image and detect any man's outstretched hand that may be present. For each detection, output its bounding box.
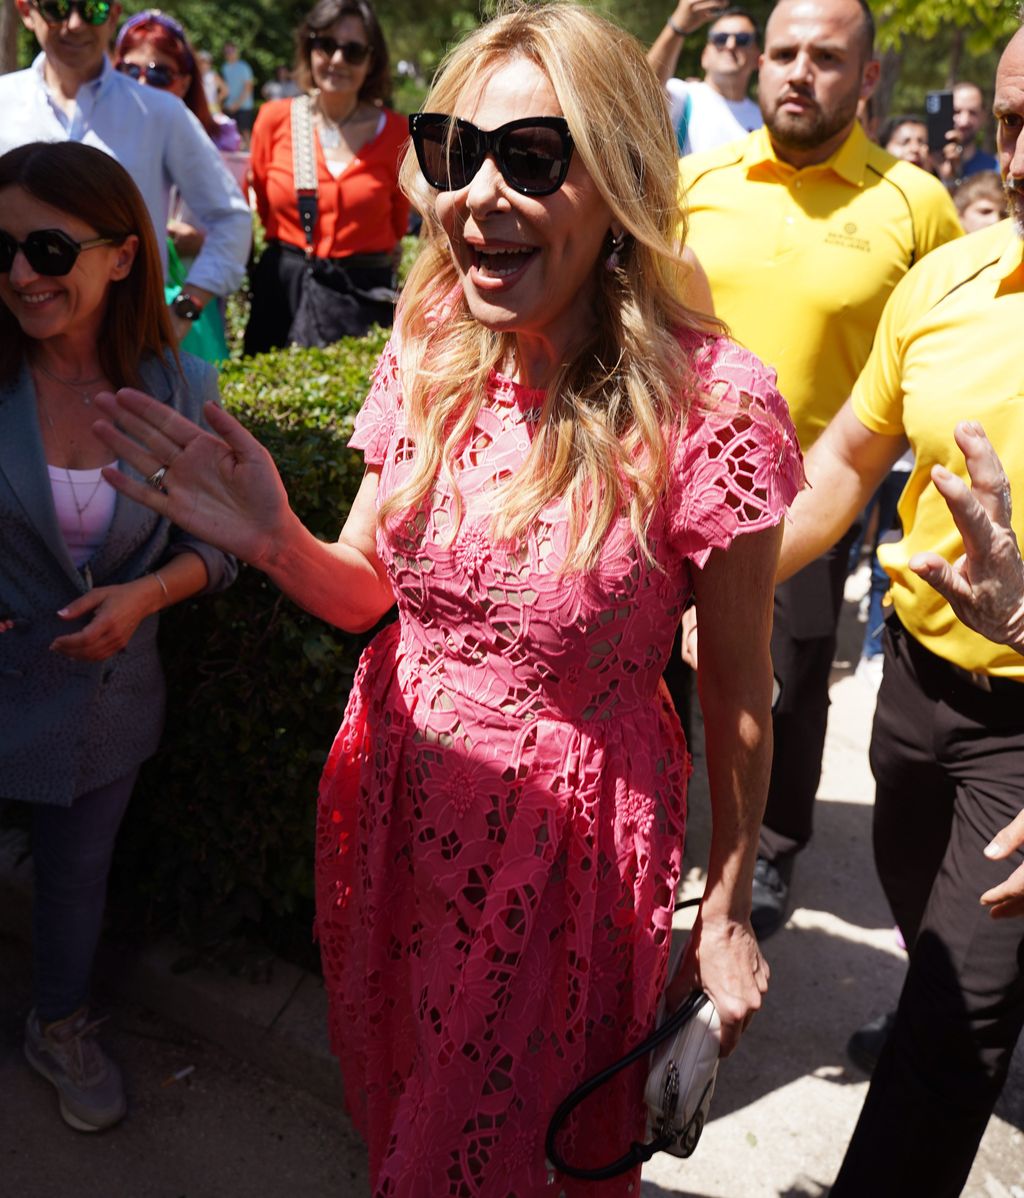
[909,421,1024,654]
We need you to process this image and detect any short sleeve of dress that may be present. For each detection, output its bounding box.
[668,334,805,569]
[348,337,402,465]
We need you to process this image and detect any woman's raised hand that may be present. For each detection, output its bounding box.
[93,389,293,568]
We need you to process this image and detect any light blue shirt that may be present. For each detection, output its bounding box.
[0,55,252,297]
[221,59,254,112]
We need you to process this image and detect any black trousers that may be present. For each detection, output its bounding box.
[759,525,860,862]
[831,618,1024,1197]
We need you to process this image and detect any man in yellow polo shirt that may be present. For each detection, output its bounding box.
[776,24,1024,1189]
[680,0,961,937]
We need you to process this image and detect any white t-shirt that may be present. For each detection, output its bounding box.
[201,68,221,110]
[666,79,762,157]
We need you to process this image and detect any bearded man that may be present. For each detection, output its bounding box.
[678,0,961,938]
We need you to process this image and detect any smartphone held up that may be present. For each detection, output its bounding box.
[925,89,954,155]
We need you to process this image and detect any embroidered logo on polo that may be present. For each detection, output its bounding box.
[825,221,871,252]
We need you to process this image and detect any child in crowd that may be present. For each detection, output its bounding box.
[954,171,1008,233]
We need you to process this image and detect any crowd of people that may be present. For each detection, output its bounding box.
[0,0,1022,1195]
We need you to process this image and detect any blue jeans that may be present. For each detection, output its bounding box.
[29,769,138,1023]
[861,550,892,660]
[848,469,906,660]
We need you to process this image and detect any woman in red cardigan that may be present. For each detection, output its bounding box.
[243,0,409,353]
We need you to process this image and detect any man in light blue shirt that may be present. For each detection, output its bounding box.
[2,0,251,342]
[221,41,255,145]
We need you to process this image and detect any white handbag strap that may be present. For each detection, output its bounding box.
[290,94,319,257]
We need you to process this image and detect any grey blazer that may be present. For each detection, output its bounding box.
[0,351,237,806]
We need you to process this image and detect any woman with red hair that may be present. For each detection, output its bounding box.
[114,11,241,152]
[113,10,249,362]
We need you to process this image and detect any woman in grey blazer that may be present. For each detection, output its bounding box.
[0,142,236,1133]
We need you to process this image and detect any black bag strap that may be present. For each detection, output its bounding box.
[290,95,319,259]
[544,896,709,1182]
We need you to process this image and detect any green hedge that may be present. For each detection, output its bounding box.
[110,329,391,969]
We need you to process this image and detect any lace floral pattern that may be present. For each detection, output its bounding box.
[315,330,803,1196]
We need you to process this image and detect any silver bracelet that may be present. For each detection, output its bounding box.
[667,16,687,36]
[152,571,170,603]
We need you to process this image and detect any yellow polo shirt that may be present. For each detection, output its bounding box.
[852,219,1024,679]
[680,123,962,453]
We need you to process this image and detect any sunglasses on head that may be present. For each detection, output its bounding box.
[308,35,371,65]
[33,0,111,24]
[0,228,115,276]
[115,60,181,89]
[708,30,755,47]
[410,113,575,197]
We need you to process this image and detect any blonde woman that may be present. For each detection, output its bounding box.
[95,3,802,1192]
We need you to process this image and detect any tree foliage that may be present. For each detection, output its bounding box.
[874,0,1019,57]
[117,0,308,82]
[7,0,1020,110]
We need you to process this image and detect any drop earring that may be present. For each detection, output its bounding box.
[605,230,626,272]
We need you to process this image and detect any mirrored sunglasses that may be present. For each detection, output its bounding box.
[308,36,371,65]
[33,0,111,24]
[0,228,114,276]
[115,60,181,89]
[409,113,575,198]
[707,30,755,47]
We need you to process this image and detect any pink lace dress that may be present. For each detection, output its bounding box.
[315,330,803,1197]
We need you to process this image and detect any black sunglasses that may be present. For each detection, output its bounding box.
[33,0,111,24]
[0,228,115,276]
[708,30,756,47]
[115,60,181,89]
[410,113,575,197]
[308,35,371,65]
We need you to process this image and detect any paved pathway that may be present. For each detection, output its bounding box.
[0,933,367,1197]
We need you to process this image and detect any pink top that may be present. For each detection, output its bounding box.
[314,329,803,1196]
[48,465,117,568]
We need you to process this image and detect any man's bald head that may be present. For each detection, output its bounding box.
[766,0,875,64]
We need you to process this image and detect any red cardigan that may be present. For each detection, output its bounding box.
[250,98,410,258]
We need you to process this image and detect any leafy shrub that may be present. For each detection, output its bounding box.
[110,329,391,968]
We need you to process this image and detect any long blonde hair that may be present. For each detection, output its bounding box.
[384,1,717,571]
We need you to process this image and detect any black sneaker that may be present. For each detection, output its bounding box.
[846,1010,896,1075]
[750,856,792,940]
